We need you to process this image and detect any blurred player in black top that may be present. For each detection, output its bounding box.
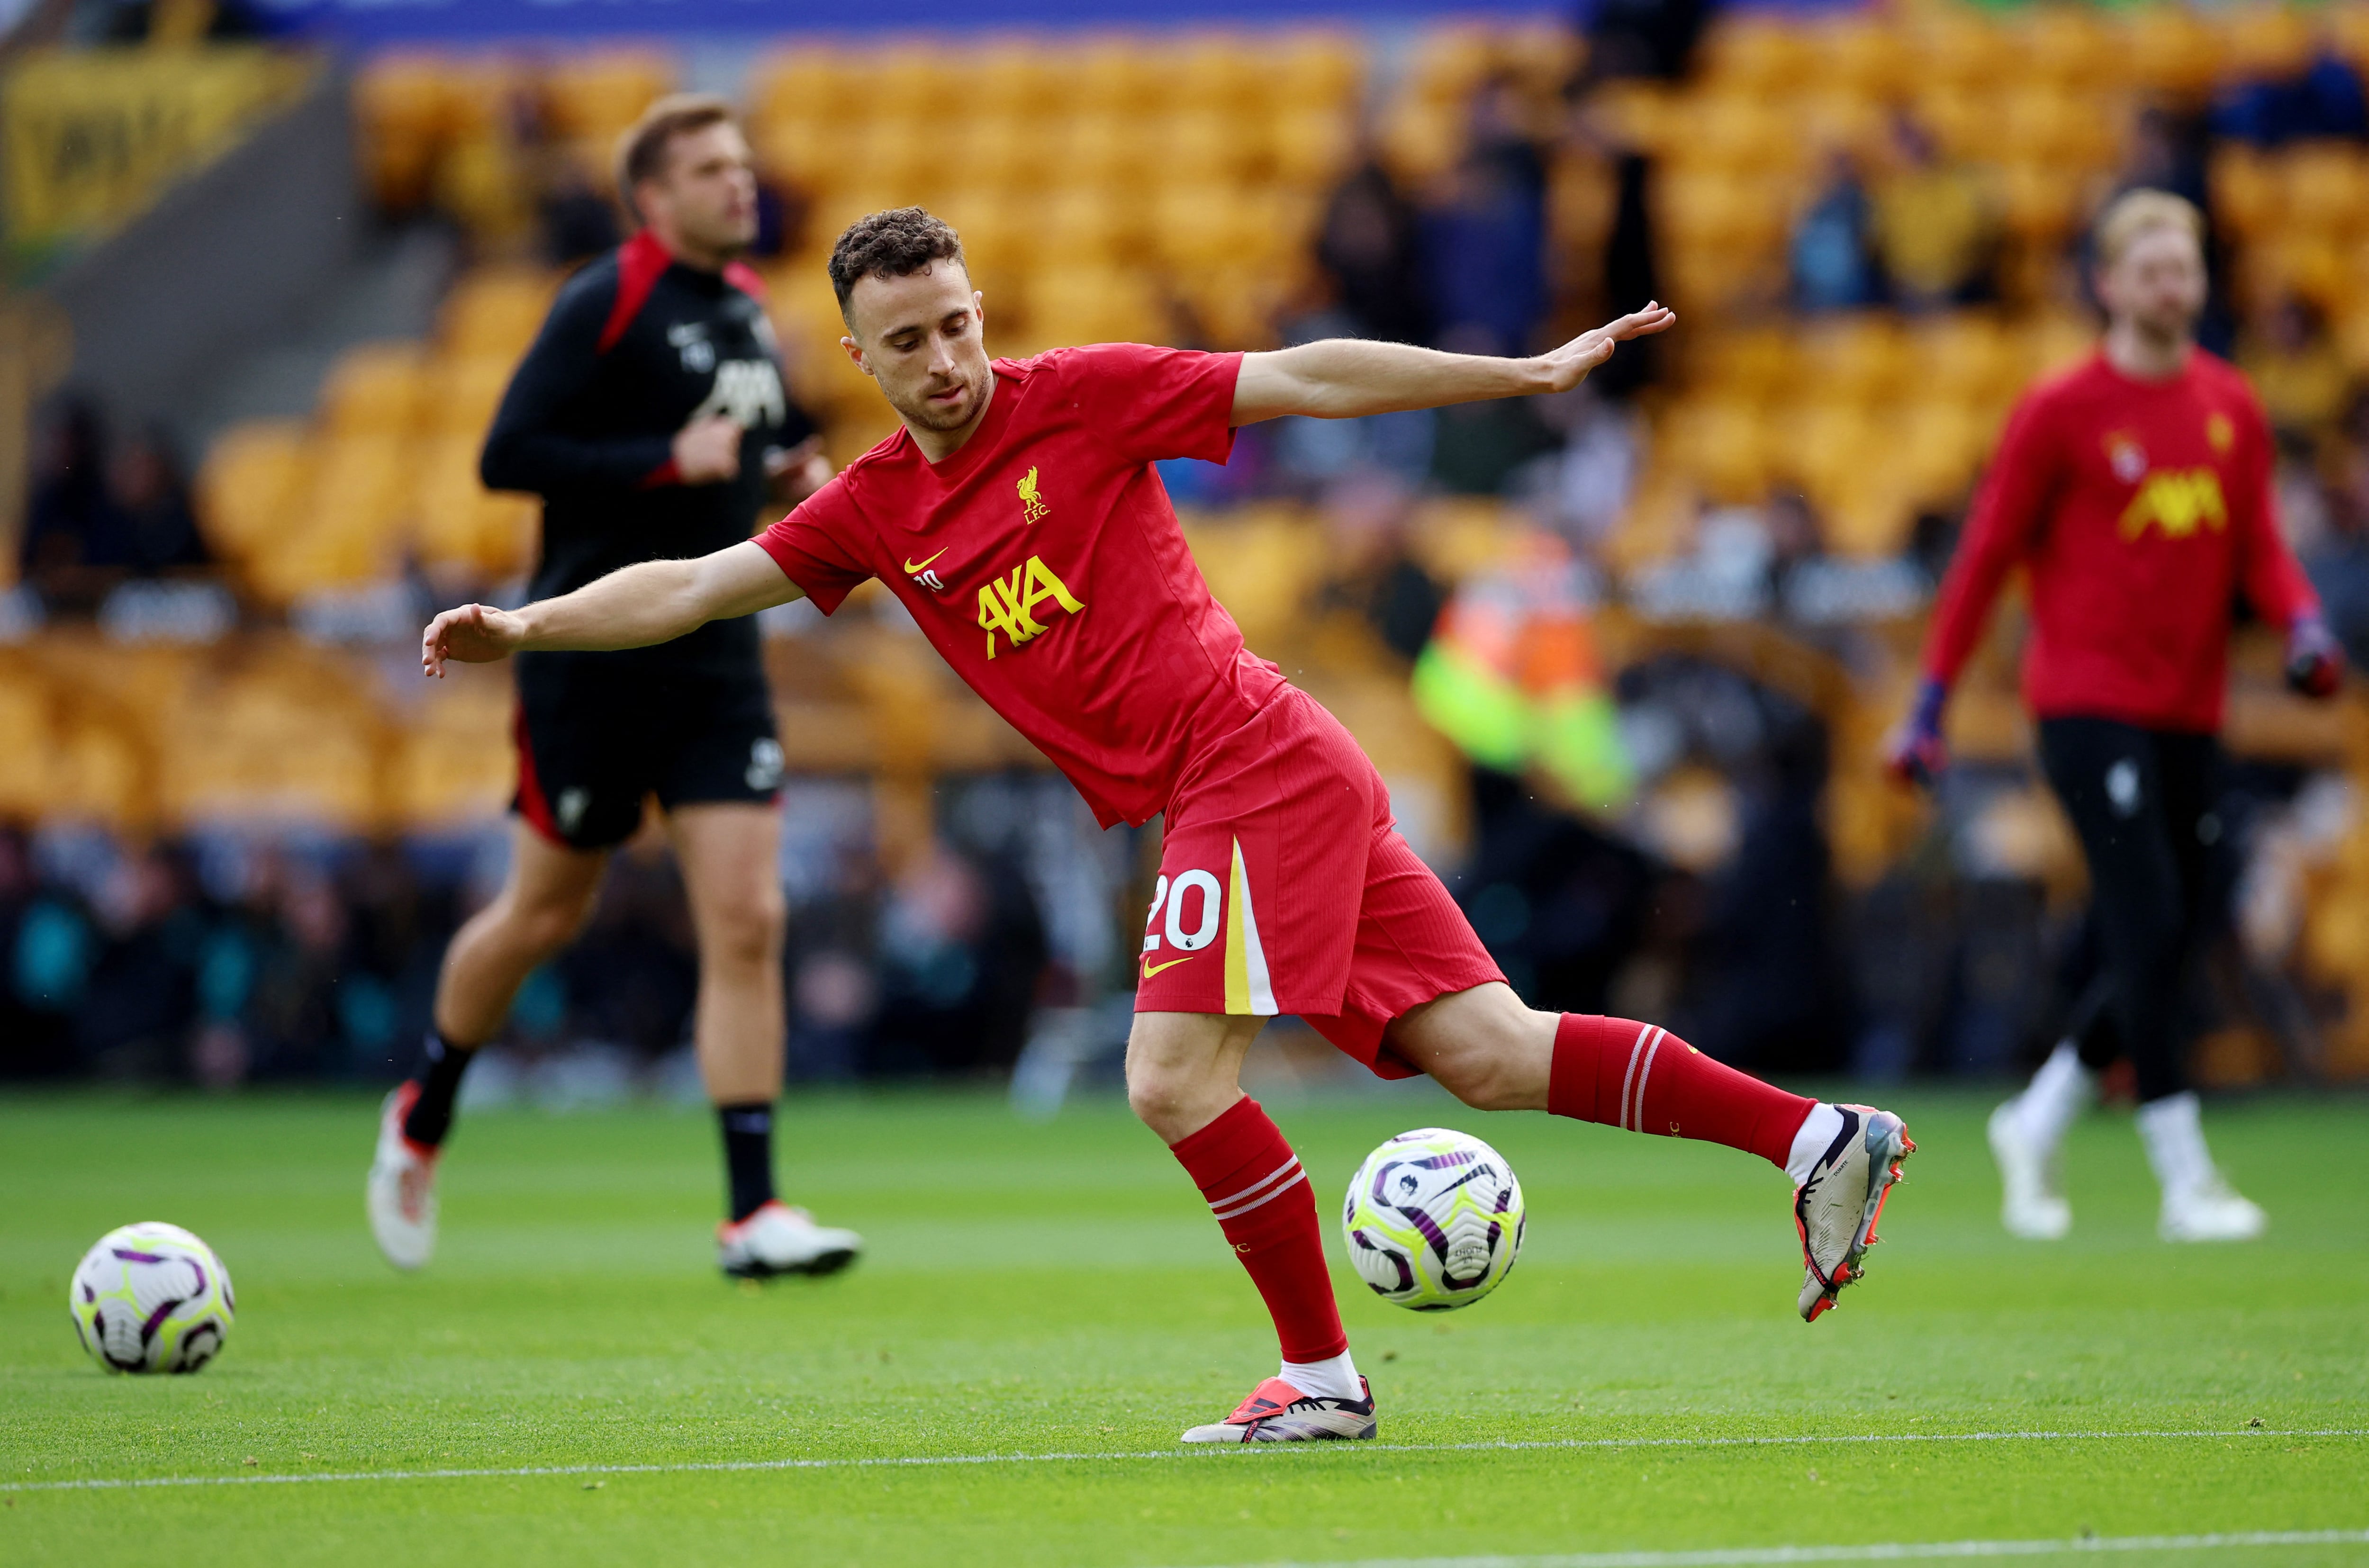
[367,95,861,1280]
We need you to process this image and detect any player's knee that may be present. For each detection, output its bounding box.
[1434,1048,1524,1112]
[703,886,787,972]
[503,891,597,959]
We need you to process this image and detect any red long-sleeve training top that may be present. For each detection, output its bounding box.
[1920,348,2319,734]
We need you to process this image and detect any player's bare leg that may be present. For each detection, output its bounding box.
[669,802,859,1277]
[369,824,607,1269]
[1129,1011,1376,1442]
[1389,982,1912,1322]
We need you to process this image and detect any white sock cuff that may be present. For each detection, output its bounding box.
[1280,1350,1362,1403]
[1784,1102,1847,1188]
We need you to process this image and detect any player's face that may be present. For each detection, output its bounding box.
[2097,225,2206,342]
[642,122,759,257]
[842,263,993,435]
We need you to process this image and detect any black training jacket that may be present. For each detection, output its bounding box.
[481,229,818,693]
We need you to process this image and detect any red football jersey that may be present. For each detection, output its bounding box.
[1922,349,2318,733]
[755,343,1285,827]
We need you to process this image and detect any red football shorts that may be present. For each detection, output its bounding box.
[1134,686,1505,1078]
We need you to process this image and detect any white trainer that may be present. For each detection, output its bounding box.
[1794,1103,1914,1322]
[2160,1178,2267,1243]
[717,1200,862,1279]
[1181,1377,1377,1443]
[1988,1101,2072,1240]
[366,1083,439,1271]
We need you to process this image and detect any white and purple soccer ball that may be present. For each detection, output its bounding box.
[1342,1128,1525,1312]
[68,1222,235,1374]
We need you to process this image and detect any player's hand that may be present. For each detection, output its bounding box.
[1883,675,1950,788]
[673,414,744,484]
[764,434,832,506]
[2286,614,2344,699]
[1534,302,1677,393]
[421,602,525,678]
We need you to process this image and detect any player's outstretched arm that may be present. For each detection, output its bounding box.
[1229,304,1675,425]
[421,541,802,677]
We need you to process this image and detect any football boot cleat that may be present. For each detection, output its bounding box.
[2159,1177,2267,1243]
[1988,1101,2072,1240]
[1794,1103,1913,1322]
[367,1082,440,1271]
[1181,1376,1377,1443]
[717,1200,862,1279]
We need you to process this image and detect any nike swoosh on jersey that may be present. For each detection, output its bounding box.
[1141,955,1195,979]
[904,548,948,574]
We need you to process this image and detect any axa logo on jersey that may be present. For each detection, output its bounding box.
[977,555,1083,658]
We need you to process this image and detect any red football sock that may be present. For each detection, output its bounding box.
[1168,1096,1347,1363]
[1547,1014,1814,1171]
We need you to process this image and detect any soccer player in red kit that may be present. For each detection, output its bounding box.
[425,208,1915,1442]
[1890,190,2342,1244]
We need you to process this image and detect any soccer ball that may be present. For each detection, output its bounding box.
[68,1222,236,1374]
[1341,1127,1525,1311]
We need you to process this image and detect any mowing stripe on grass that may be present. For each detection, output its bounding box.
[1186,1531,2369,1568]
[5,1426,2362,1495]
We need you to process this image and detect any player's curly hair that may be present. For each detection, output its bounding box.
[828,207,966,324]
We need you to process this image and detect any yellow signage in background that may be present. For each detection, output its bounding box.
[2,46,315,246]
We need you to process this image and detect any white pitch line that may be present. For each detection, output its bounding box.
[4,1427,2362,1496]
[1181,1531,2369,1568]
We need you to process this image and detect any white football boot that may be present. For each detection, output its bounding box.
[2140,1093,2266,1243]
[1988,1101,2072,1240]
[1181,1377,1377,1443]
[1794,1103,1914,1322]
[366,1083,439,1271]
[716,1200,862,1279]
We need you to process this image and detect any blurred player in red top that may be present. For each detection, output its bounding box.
[426,208,1916,1442]
[1890,189,2341,1245]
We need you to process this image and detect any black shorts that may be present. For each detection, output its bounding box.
[512,676,783,851]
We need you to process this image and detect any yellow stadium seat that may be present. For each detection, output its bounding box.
[2010,6,2121,91]
[1697,17,1812,94]
[320,342,429,438]
[2211,144,2281,240]
[1903,9,2015,96]
[867,45,956,121]
[751,48,862,127]
[1996,159,2089,242]
[414,434,538,577]
[954,114,1055,195]
[1267,32,1363,112]
[1023,265,1161,348]
[437,56,524,141]
[1913,313,2021,405]
[1071,39,1169,117]
[1269,105,1355,190]
[1174,35,1265,113]
[1772,399,1881,505]
[2115,6,2221,97]
[1892,400,1988,508]
[437,267,560,360]
[429,354,519,442]
[393,674,517,828]
[1405,26,1501,108]
[1153,108,1263,188]
[1997,87,2124,170]
[1034,185,1135,266]
[2279,142,2369,239]
[1821,474,1918,562]
[196,420,310,563]
[1655,395,1773,505]
[542,50,675,142]
[1378,99,1462,186]
[1684,329,1795,405]
[2222,5,2317,81]
[1667,92,1801,176]
[970,39,1070,122]
[1808,17,1911,101]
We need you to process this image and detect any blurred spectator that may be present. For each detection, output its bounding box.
[1311,473,1445,664]
[2302,390,2369,668]
[1790,152,1885,312]
[20,400,135,614]
[2238,292,2350,442]
[868,839,1047,1076]
[74,843,206,1080]
[2212,46,2369,145]
[110,426,209,575]
[1580,0,1709,81]
[536,156,624,267]
[1518,384,1642,553]
[561,844,698,1056]
[1420,77,1548,357]
[1870,113,2000,311]
[1315,157,1433,346]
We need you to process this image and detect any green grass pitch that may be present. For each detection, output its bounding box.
[1,1083,2365,1566]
